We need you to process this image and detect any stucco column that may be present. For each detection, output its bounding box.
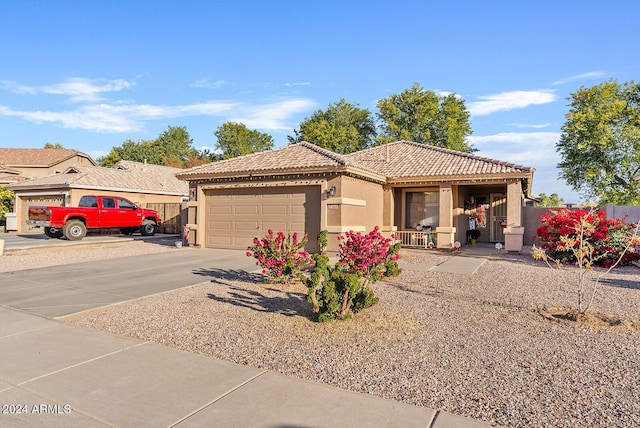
[505,181,524,252]
[190,185,206,248]
[381,185,395,236]
[436,184,456,249]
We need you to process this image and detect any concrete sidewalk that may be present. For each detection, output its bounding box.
[0,306,490,427]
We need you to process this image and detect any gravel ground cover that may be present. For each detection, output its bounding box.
[9,243,639,427]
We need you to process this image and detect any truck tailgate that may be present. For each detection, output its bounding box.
[28,206,49,221]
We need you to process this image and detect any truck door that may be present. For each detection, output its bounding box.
[100,197,118,228]
[116,197,141,227]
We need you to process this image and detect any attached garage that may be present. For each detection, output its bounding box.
[19,194,66,230]
[205,186,321,252]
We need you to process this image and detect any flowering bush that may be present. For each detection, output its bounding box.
[533,208,640,314]
[337,226,401,281]
[535,208,640,267]
[307,227,401,322]
[247,230,313,284]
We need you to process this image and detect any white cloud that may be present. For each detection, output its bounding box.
[1,78,135,102]
[468,90,557,116]
[0,80,37,94]
[284,82,311,87]
[190,79,228,89]
[41,78,135,103]
[552,71,606,85]
[508,122,552,129]
[229,98,317,130]
[0,98,314,133]
[469,132,560,165]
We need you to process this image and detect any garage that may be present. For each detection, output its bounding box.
[19,194,65,231]
[205,186,321,252]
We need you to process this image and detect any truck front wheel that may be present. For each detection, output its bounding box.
[44,227,64,239]
[140,220,157,236]
[63,220,87,241]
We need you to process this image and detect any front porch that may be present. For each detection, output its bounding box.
[384,180,526,252]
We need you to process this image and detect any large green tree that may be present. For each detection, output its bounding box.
[376,83,474,152]
[98,126,200,168]
[214,122,274,159]
[557,79,640,205]
[288,99,377,154]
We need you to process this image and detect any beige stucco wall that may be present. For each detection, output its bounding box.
[321,175,384,253]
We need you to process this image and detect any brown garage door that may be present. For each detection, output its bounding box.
[19,195,65,231]
[205,186,320,252]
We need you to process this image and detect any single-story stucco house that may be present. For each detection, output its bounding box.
[7,160,189,232]
[176,141,535,253]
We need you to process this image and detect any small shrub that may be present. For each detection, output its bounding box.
[307,227,401,322]
[246,230,313,284]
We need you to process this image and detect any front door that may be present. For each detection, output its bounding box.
[490,193,507,242]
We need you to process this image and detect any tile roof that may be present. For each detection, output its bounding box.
[175,140,534,185]
[6,161,188,195]
[0,148,96,167]
[176,142,350,178]
[344,141,534,179]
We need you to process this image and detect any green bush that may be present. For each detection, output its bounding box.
[306,228,401,322]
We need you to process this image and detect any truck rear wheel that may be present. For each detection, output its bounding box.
[63,220,87,241]
[140,220,157,236]
[44,227,64,239]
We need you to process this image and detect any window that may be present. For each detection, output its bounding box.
[405,191,439,229]
[79,196,98,208]
[102,198,116,209]
[116,198,136,209]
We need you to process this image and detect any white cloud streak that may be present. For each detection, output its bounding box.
[552,71,606,85]
[190,79,229,89]
[0,98,314,133]
[468,90,557,116]
[469,132,560,168]
[229,98,317,130]
[1,78,136,103]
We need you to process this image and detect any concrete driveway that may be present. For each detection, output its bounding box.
[0,246,257,318]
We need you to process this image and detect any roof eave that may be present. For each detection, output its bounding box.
[177,165,386,184]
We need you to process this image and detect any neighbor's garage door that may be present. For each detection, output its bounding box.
[19,195,65,232]
[205,186,320,252]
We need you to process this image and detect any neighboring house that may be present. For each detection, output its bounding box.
[6,160,189,232]
[176,141,535,252]
[0,148,97,179]
[0,165,24,186]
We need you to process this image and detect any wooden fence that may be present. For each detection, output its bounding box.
[146,203,182,234]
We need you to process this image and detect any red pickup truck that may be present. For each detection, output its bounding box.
[27,195,162,241]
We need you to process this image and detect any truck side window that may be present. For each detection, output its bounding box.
[102,198,116,209]
[116,198,135,209]
[79,196,98,208]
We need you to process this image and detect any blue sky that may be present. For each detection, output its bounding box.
[1,1,639,203]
